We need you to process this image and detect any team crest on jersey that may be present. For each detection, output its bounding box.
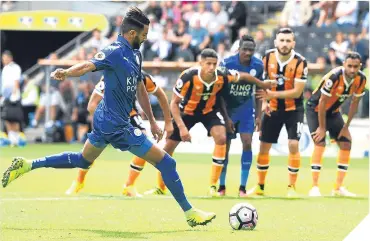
[303,67,308,77]
[176,79,183,88]
[250,69,257,77]
[325,79,333,88]
[94,52,105,60]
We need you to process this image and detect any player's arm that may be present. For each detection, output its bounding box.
[343,77,367,129]
[51,61,96,80]
[254,69,264,131]
[219,97,235,133]
[237,72,272,89]
[137,81,163,141]
[152,87,174,137]
[170,94,186,131]
[87,78,104,114]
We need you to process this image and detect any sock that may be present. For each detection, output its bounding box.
[155,153,192,212]
[334,149,351,190]
[211,144,226,186]
[288,153,301,187]
[219,154,229,187]
[311,145,325,187]
[77,169,89,183]
[125,156,146,186]
[31,152,92,170]
[240,150,252,188]
[257,153,270,185]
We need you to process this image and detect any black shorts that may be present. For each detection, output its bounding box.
[130,114,146,130]
[306,108,346,142]
[2,100,24,123]
[169,110,225,141]
[260,110,304,143]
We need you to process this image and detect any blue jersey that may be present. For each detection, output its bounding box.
[89,35,142,131]
[220,54,264,110]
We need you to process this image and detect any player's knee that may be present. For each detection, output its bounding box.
[214,134,227,145]
[259,142,272,154]
[288,141,299,154]
[68,152,92,169]
[338,141,351,151]
[242,142,252,151]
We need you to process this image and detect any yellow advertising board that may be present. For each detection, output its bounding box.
[0,10,108,31]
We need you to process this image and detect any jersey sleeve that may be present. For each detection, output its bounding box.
[354,76,367,97]
[294,59,308,83]
[93,79,105,97]
[320,73,338,97]
[217,66,240,83]
[89,46,118,71]
[144,74,158,94]
[173,69,193,98]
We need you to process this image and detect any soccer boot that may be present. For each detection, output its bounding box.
[217,186,226,196]
[332,187,356,197]
[287,185,298,198]
[308,186,322,197]
[65,180,85,195]
[144,187,166,195]
[208,185,219,197]
[2,157,32,188]
[122,184,143,197]
[239,189,248,198]
[185,208,216,227]
[247,184,265,196]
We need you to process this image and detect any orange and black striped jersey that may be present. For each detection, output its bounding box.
[263,48,308,111]
[307,66,367,113]
[173,66,240,115]
[93,71,158,117]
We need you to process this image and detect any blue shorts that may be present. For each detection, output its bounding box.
[228,103,255,139]
[87,106,153,157]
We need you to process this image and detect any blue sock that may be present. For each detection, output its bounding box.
[240,150,253,188]
[31,152,91,170]
[219,155,229,187]
[155,153,192,212]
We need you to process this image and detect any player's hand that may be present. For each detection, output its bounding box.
[179,126,191,142]
[338,125,351,141]
[150,121,164,143]
[255,117,261,132]
[51,68,67,81]
[164,120,174,139]
[259,80,277,90]
[226,118,235,134]
[261,101,271,117]
[256,89,274,101]
[312,127,326,143]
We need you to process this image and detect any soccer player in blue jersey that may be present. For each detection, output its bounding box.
[1,7,216,227]
[218,35,264,197]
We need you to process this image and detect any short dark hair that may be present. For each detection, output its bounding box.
[121,7,150,34]
[200,48,218,59]
[2,50,13,58]
[345,51,362,61]
[276,27,295,39]
[239,34,255,47]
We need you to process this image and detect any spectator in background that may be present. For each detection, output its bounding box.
[167,19,194,61]
[1,1,14,11]
[254,29,270,59]
[208,1,229,48]
[280,0,313,27]
[360,12,369,40]
[71,82,91,142]
[1,50,25,146]
[161,1,182,24]
[76,48,86,61]
[325,47,343,68]
[190,1,212,29]
[314,0,338,27]
[110,15,123,42]
[334,0,359,29]
[217,42,231,60]
[230,27,249,53]
[90,29,110,51]
[21,75,39,128]
[361,58,369,117]
[329,32,349,61]
[189,19,210,57]
[226,1,247,43]
[182,3,195,23]
[145,1,163,22]
[150,29,173,61]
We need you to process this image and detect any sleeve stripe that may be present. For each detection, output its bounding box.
[295,78,307,83]
[320,89,331,97]
[173,87,184,98]
[93,89,104,97]
[148,85,159,94]
[353,92,365,97]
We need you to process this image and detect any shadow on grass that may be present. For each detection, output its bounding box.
[3,227,199,239]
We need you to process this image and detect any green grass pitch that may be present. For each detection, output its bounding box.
[0,144,368,241]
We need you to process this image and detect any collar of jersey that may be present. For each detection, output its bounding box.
[341,66,355,89]
[274,48,295,72]
[117,35,132,49]
[197,66,218,90]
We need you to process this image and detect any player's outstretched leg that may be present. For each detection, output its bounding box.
[2,140,103,188]
[332,141,356,197]
[133,139,216,227]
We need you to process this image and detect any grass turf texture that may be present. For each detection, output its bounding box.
[0,144,368,241]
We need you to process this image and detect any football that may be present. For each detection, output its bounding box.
[229,202,258,230]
